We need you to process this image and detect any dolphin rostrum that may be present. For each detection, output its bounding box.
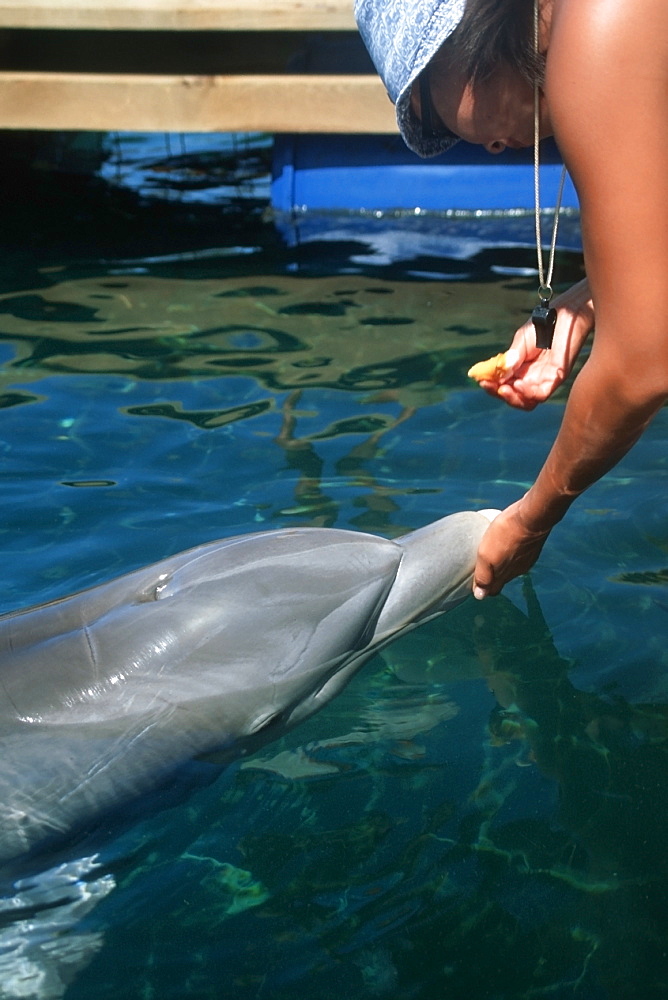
[0,510,495,870]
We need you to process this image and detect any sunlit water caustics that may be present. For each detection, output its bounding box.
[0,133,666,1000]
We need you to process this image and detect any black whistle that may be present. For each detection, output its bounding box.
[531,298,557,350]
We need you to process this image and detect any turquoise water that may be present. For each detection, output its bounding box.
[0,140,667,999]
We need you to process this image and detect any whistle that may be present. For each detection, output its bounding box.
[531,298,557,350]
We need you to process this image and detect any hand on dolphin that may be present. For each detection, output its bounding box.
[473,501,547,600]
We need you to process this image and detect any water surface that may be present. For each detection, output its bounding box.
[0,138,666,1000]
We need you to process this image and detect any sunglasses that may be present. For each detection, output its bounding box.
[419,65,457,143]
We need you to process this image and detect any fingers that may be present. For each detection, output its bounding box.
[478,378,540,410]
[472,534,505,601]
[495,382,539,410]
[473,560,503,600]
[472,501,552,600]
[473,562,504,600]
[473,567,490,601]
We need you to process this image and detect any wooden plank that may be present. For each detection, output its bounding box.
[0,0,357,31]
[0,72,397,132]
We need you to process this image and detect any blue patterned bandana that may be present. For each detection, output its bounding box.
[354,0,466,157]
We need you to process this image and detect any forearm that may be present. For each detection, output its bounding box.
[551,277,593,326]
[519,356,665,532]
[471,345,665,599]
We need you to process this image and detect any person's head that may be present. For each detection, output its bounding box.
[355,0,546,157]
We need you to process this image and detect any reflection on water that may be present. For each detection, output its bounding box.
[0,146,666,1000]
[0,271,536,388]
[0,857,114,1000]
[0,259,581,602]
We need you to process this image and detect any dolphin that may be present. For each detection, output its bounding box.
[0,510,495,871]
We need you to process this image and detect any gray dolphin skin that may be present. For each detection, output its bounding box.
[0,510,494,870]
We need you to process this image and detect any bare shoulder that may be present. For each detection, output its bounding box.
[548,0,668,61]
[547,0,667,135]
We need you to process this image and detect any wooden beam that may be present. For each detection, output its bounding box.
[0,72,397,133]
[0,0,357,31]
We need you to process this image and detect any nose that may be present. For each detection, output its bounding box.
[485,140,507,155]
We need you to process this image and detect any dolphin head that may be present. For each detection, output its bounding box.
[270,510,496,734]
[0,510,495,867]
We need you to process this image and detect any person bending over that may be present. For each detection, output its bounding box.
[355,0,668,597]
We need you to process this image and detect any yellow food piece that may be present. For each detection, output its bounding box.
[467,352,510,383]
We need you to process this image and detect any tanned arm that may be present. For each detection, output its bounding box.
[474,0,668,597]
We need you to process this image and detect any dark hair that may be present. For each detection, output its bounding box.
[437,0,544,85]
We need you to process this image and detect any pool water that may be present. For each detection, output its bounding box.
[0,137,667,1000]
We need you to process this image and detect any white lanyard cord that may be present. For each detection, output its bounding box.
[533,0,567,300]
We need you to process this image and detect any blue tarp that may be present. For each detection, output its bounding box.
[272,134,579,216]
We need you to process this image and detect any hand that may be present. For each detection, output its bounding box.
[478,279,595,411]
[473,499,551,599]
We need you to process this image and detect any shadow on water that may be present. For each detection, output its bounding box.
[0,134,666,1000]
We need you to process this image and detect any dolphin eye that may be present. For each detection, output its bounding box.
[153,574,171,599]
[136,573,172,603]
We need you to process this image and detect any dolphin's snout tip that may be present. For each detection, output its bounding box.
[477,509,501,523]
